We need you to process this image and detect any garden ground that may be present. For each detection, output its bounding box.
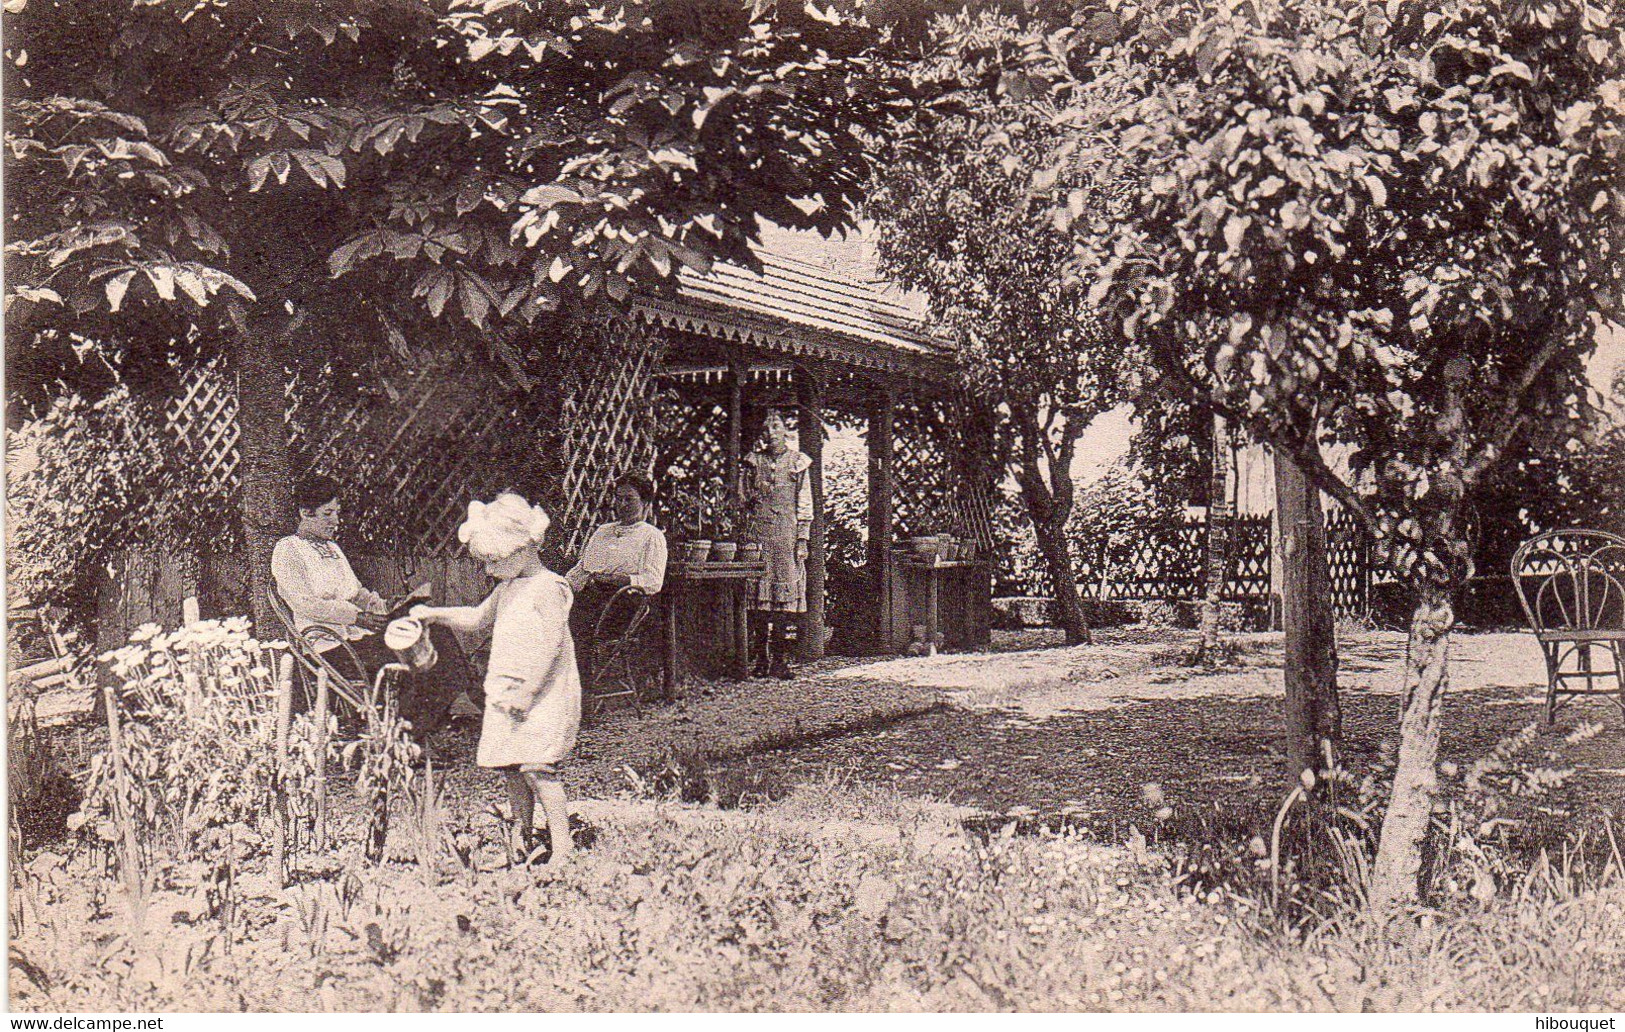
[441,629,1625,827]
[12,628,1625,1011]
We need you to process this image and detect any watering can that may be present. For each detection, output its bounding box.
[384,617,438,673]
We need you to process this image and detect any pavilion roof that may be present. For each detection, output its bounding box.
[634,231,956,383]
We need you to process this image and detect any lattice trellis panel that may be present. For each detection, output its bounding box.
[288,360,558,555]
[892,394,997,547]
[555,321,668,556]
[160,353,564,557]
[166,359,241,496]
[650,394,730,537]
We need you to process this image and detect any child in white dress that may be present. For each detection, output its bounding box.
[412,493,581,866]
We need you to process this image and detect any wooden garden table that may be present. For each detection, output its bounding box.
[893,553,991,656]
[663,560,768,690]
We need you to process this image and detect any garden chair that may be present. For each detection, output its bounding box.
[1510,529,1625,723]
[7,603,80,702]
[583,585,656,717]
[267,586,374,719]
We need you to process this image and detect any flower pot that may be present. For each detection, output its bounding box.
[738,543,763,562]
[909,536,937,557]
[684,540,712,564]
[710,541,738,562]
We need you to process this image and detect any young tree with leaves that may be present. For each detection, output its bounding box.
[1030,0,1623,910]
[866,14,1125,645]
[5,0,937,633]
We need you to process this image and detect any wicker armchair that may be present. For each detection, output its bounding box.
[582,585,656,717]
[267,586,375,718]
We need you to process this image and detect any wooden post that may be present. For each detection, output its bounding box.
[102,680,145,932]
[1273,444,1342,779]
[798,368,827,661]
[868,385,896,651]
[271,653,294,888]
[664,584,681,698]
[313,668,330,852]
[727,350,748,507]
[1198,414,1234,657]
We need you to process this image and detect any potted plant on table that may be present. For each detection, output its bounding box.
[664,485,711,567]
[707,508,738,563]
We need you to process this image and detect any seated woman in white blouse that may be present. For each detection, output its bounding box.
[564,473,667,679]
[271,475,470,744]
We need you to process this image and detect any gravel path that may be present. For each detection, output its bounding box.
[422,629,1259,804]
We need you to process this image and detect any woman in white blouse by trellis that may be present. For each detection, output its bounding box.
[271,475,470,746]
[565,473,667,680]
[565,473,668,596]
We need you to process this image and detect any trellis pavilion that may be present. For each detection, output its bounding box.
[99,228,998,676]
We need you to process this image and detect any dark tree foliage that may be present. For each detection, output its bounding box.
[5,0,945,630]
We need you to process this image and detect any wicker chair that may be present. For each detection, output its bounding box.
[1510,529,1625,723]
[582,585,656,717]
[267,587,375,718]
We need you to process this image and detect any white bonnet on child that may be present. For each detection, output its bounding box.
[458,492,550,561]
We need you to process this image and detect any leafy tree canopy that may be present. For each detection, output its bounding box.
[1017,0,1623,589]
[864,11,1130,641]
[4,0,946,412]
[1003,0,1624,912]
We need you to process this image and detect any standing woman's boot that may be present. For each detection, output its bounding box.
[751,612,773,678]
[769,619,794,679]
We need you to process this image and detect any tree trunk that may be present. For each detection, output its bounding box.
[1368,581,1453,914]
[1013,410,1089,646]
[1198,414,1233,658]
[1273,445,1341,779]
[233,315,295,638]
[1027,504,1089,645]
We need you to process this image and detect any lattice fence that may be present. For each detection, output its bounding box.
[1325,508,1372,620]
[1090,519,1208,600]
[1065,511,1369,616]
[1228,515,1274,599]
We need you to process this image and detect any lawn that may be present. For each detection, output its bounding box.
[11,628,1625,1012]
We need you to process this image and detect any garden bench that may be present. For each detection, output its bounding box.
[8,605,80,699]
[1511,528,1625,723]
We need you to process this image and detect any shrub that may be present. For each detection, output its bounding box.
[7,388,237,644]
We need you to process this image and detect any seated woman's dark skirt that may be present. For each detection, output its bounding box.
[325,625,475,739]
